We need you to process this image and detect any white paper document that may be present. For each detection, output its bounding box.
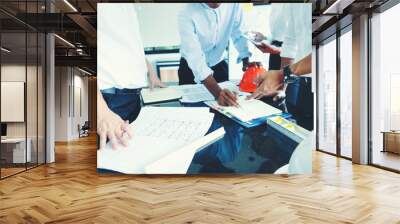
[219,80,251,97]
[205,98,282,122]
[172,84,214,103]
[171,81,248,103]
[132,107,213,144]
[97,106,219,174]
[145,128,225,174]
[141,87,182,104]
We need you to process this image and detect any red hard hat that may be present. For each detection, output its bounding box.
[239,62,266,93]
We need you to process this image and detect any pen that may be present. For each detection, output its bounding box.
[236,101,243,109]
[233,91,242,109]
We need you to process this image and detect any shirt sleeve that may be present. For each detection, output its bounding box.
[97,4,148,90]
[178,10,214,84]
[280,5,297,59]
[269,4,288,42]
[230,4,252,64]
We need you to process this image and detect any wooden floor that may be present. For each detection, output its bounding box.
[1,167,26,178]
[1,135,400,224]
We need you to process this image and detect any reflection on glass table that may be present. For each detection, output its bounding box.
[183,102,312,174]
[97,100,313,175]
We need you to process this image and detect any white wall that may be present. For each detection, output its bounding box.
[71,74,89,138]
[55,67,68,141]
[1,82,25,122]
[1,65,34,138]
[55,67,89,141]
[1,63,46,163]
[1,65,26,142]
[136,3,186,48]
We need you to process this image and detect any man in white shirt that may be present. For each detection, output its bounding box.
[256,4,311,66]
[253,4,311,107]
[275,4,311,66]
[97,4,164,149]
[248,4,312,150]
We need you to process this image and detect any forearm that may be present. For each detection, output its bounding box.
[146,59,156,78]
[202,75,221,99]
[97,89,110,115]
[97,89,132,149]
[289,54,311,76]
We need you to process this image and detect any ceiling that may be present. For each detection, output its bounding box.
[312,0,390,43]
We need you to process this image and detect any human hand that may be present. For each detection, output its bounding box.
[98,106,133,150]
[251,31,265,42]
[217,89,239,107]
[255,42,281,55]
[149,73,166,89]
[247,70,284,100]
[146,59,166,89]
[248,31,280,54]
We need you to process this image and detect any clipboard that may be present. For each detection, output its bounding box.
[211,107,291,128]
[141,87,182,105]
[204,99,290,128]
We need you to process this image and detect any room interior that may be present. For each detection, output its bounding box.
[0,0,399,222]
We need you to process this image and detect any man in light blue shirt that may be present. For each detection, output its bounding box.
[178,3,252,106]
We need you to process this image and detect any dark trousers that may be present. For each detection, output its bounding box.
[286,77,314,130]
[100,88,142,123]
[178,58,228,85]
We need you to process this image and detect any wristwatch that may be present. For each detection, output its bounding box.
[283,65,298,84]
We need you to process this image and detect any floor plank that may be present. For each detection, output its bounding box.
[0,135,399,223]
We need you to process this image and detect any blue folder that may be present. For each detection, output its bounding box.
[209,107,292,128]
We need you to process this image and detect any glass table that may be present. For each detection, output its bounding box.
[98,100,312,175]
[165,101,307,174]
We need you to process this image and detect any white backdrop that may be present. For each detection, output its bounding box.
[136,3,186,48]
[1,81,25,122]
